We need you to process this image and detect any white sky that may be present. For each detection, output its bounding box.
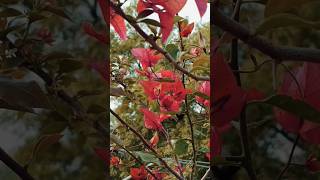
[179,1,210,23]
[124,0,210,24]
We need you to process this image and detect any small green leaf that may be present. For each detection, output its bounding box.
[174,16,184,23]
[134,151,160,164]
[0,8,22,18]
[0,77,51,112]
[165,44,179,60]
[258,95,320,123]
[174,139,189,155]
[139,19,161,27]
[256,13,320,34]
[194,91,209,100]
[137,9,154,19]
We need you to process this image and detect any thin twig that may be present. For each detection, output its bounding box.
[185,95,197,179]
[110,110,184,180]
[276,134,300,180]
[112,141,158,179]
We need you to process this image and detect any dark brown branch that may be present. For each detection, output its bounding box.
[0,147,34,180]
[110,110,184,180]
[276,135,300,180]
[110,2,209,81]
[212,7,320,62]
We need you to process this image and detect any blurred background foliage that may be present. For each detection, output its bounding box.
[0,0,107,179]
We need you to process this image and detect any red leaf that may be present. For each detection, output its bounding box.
[195,0,207,17]
[137,0,186,43]
[89,61,108,82]
[94,147,109,163]
[130,166,148,180]
[180,22,194,37]
[131,48,162,69]
[140,108,170,131]
[306,155,320,173]
[212,53,246,127]
[110,8,127,40]
[149,133,159,147]
[98,0,127,40]
[98,0,108,24]
[82,22,108,44]
[196,81,210,107]
[275,62,320,144]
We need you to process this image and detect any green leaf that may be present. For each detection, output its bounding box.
[194,91,209,100]
[43,6,71,21]
[58,59,83,73]
[259,95,320,123]
[134,151,160,164]
[29,133,63,162]
[28,12,47,23]
[174,16,184,23]
[139,19,161,27]
[174,139,189,155]
[137,9,154,19]
[265,0,317,17]
[256,13,320,34]
[0,77,51,113]
[191,55,210,72]
[0,8,22,18]
[165,44,179,60]
[43,52,74,61]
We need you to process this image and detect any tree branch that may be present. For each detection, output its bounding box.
[110,2,209,81]
[110,110,184,180]
[0,147,34,180]
[276,134,300,180]
[111,140,158,179]
[212,7,320,62]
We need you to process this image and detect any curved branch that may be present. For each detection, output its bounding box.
[212,7,320,62]
[0,147,34,180]
[110,2,209,81]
